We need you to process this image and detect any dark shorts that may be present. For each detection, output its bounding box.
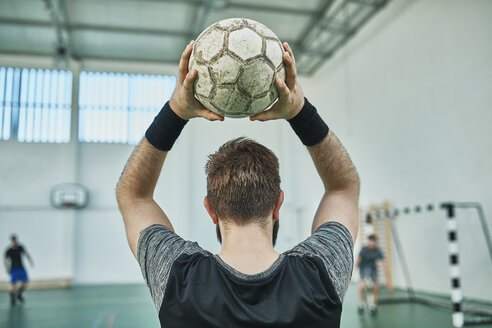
[10,268,28,284]
[360,266,378,283]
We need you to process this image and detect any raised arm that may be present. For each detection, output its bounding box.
[116,41,223,258]
[116,139,170,257]
[307,132,359,241]
[251,42,359,243]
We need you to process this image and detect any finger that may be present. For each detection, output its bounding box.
[283,42,296,65]
[282,52,297,89]
[198,108,225,121]
[194,99,207,111]
[178,41,194,84]
[183,69,197,92]
[275,78,290,98]
[250,108,280,122]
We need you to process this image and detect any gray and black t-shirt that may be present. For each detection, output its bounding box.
[138,221,353,328]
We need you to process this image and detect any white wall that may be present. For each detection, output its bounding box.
[1,0,491,302]
[0,139,77,280]
[305,0,492,301]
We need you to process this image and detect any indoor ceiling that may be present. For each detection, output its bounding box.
[0,0,390,75]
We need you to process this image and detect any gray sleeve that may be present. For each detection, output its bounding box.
[137,224,206,311]
[291,222,354,302]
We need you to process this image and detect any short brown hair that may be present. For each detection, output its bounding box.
[205,137,281,225]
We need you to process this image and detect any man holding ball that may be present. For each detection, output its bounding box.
[117,40,359,327]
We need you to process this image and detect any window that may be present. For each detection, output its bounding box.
[78,71,177,144]
[0,67,72,143]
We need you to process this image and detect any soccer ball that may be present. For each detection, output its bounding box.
[189,18,285,118]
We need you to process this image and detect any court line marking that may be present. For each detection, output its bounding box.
[106,312,116,328]
[0,296,150,310]
[91,306,120,328]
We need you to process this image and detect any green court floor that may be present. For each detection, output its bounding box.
[1,284,491,328]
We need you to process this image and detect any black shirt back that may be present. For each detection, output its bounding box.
[5,246,25,269]
[138,222,354,328]
[161,252,341,327]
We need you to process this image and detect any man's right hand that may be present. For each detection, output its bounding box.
[250,42,305,121]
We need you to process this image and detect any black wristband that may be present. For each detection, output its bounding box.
[288,98,329,146]
[145,101,188,151]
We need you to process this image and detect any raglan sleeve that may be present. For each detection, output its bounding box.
[137,224,204,310]
[292,221,354,302]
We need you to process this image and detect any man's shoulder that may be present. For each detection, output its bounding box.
[285,221,353,269]
[284,221,354,303]
[139,224,208,252]
[288,221,352,252]
[138,224,210,270]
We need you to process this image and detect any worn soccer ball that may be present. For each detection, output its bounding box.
[189,18,285,118]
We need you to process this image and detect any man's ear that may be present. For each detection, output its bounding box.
[204,196,219,224]
[273,190,284,221]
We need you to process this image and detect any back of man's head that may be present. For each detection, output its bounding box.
[206,137,281,225]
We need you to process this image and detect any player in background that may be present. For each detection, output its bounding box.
[354,234,392,315]
[4,234,34,306]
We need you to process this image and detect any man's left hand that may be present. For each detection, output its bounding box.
[169,41,224,121]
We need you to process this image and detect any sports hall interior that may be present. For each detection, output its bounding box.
[1,0,491,327]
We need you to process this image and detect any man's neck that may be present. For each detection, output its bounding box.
[218,222,279,275]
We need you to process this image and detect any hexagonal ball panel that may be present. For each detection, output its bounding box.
[239,59,274,97]
[228,28,263,61]
[227,89,251,117]
[265,39,284,68]
[211,87,231,114]
[192,63,214,98]
[210,54,241,84]
[245,19,278,39]
[216,18,245,30]
[197,96,218,114]
[212,86,251,117]
[194,28,226,62]
[250,92,275,114]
